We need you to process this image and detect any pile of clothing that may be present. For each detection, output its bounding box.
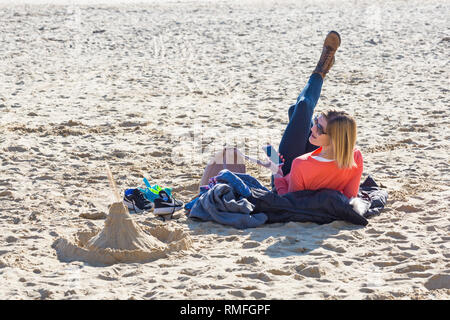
[186,169,388,229]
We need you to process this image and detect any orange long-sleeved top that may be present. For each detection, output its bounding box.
[274,147,363,199]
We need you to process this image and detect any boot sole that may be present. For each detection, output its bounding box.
[326,30,341,48]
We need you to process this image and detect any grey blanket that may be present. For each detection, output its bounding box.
[188,183,268,229]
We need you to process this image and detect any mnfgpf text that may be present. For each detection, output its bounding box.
[179,304,271,317]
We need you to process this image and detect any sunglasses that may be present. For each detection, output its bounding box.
[314,115,327,135]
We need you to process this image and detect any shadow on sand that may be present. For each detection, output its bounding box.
[185,216,365,258]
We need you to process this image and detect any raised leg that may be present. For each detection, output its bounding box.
[279,73,323,175]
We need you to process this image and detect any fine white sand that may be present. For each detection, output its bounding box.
[0,0,449,299]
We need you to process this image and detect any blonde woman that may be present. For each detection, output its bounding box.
[273,31,363,199]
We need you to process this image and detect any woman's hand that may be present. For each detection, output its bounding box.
[272,165,284,179]
[272,153,285,179]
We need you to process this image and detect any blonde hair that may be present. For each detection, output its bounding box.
[322,110,357,169]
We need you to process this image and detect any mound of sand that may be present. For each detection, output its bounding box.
[53,202,192,266]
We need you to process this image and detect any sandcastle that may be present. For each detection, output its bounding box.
[52,165,192,266]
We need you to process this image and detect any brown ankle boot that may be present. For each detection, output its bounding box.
[313,31,341,79]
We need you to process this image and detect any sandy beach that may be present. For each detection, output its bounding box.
[0,0,449,300]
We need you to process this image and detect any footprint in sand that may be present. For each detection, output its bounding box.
[97,272,119,281]
[180,268,204,276]
[5,236,18,243]
[424,274,450,290]
[38,289,53,300]
[295,265,327,278]
[242,241,260,249]
[0,190,13,198]
[359,288,375,294]
[385,231,408,240]
[6,145,29,152]
[394,205,422,213]
[322,242,347,254]
[250,291,266,298]
[373,261,400,268]
[229,290,246,298]
[235,256,260,265]
[394,264,431,274]
[225,235,240,242]
[267,269,291,276]
[238,272,272,282]
[366,228,384,235]
[144,291,157,298]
